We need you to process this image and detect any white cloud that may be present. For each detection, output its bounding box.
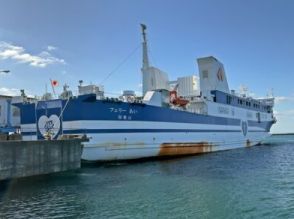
[0,41,65,68]
[271,109,294,133]
[0,87,35,98]
[47,45,57,51]
[275,96,294,104]
[274,109,294,117]
[0,87,20,96]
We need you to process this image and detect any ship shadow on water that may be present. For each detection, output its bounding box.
[0,170,81,200]
[0,179,10,194]
[80,152,215,168]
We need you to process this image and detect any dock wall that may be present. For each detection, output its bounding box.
[0,139,83,181]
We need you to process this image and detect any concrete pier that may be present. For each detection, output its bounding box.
[0,139,84,181]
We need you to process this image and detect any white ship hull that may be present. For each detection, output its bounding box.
[82,132,269,161]
[22,119,270,161]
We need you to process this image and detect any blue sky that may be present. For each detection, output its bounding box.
[0,0,293,133]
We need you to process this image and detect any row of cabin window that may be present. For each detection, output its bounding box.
[226,95,264,110]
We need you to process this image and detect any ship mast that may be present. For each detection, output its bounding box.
[141,24,149,69]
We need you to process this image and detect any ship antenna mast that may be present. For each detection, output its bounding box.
[141,24,149,69]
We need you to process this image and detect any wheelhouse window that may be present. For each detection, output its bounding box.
[226,96,232,104]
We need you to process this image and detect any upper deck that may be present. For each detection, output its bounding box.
[211,90,274,113]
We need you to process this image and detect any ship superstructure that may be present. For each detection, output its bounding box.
[16,25,276,161]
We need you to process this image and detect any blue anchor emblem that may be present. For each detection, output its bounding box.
[241,121,248,136]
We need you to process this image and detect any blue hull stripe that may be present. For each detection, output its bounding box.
[16,94,274,135]
[17,97,242,126]
[21,129,266,136]
[248,120,274,132]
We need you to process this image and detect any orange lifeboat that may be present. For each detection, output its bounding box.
[170,90,189,107]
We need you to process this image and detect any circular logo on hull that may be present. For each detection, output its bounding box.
[38,115,61,139]
[241,121,248,136]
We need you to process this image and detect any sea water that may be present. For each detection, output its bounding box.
[1,135,294,218]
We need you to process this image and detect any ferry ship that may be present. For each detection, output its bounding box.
[16,25,276,161]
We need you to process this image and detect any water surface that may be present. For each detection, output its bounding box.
[1,135,294,218]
